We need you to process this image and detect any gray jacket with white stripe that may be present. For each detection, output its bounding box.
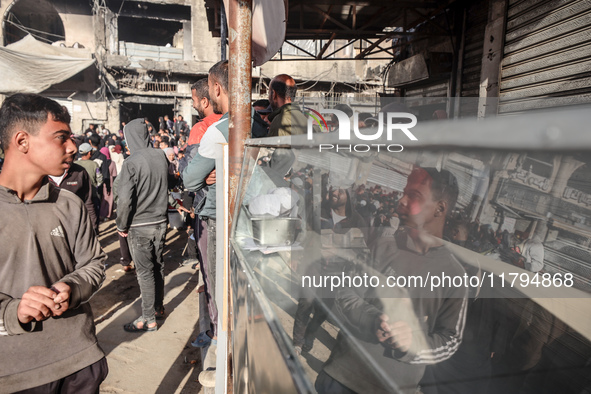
[323,229,468,394]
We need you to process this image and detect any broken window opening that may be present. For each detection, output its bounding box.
[119,102,174,134]
[118,16,183,48]
[3,0,65,46]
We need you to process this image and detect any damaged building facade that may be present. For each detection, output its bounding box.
[0,0,218,133]
[0,0,389,134]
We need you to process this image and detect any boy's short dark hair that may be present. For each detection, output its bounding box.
[209,60,229,93]
[0,93,70,150]
[88,134,100,147]
[191,79,210,101]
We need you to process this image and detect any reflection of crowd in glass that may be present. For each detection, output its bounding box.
[280,162,591,394]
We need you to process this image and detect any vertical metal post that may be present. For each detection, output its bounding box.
[226,3,251,390]
[220,1,228,61]
[228,0,252,227]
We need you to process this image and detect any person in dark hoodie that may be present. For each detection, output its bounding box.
[0,93,107,392]
[116,118,169,332]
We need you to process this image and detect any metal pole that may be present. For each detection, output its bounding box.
[228,0,252,227]
[226,2,251,392]
[220,1,228,61]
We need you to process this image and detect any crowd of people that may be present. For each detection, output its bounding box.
[0,60,327,391]
[1,58,582,394]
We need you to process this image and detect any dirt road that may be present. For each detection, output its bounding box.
[90,219,204,394]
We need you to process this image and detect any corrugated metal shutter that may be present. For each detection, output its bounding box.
[366,165,407,192]
[499,0,591,114]
[444,160,478,209]
[459,0,489,117]
[404,82,449,99]
[404,82,449,115]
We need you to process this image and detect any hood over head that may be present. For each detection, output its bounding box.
[124,118,151,153]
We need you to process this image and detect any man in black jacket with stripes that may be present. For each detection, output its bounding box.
[317,168,468,394]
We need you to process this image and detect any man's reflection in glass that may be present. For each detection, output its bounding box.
[316,167,468,394]
[293,182,368,355]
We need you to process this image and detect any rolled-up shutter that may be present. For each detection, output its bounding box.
[499,0,591,114]
[404,81,449,99]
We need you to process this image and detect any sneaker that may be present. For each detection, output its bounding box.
[199,369,216,387]
[294,346,302,356]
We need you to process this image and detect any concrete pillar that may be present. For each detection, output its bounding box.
[477,0,507,118]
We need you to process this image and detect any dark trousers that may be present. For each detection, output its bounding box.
[14,357,108,394]
[128,222,167,324]
[198,218,218,337]
[118,232,132,266]
[293,261,334,348]
[186,232,199,260]
[315,370,357,394]
[293,297,333,348]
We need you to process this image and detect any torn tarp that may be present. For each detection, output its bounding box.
[0,35,95,94]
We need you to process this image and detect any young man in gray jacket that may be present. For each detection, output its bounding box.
[116,118,169,332]
[0,94,107,392]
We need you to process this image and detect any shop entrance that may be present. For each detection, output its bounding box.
[119,102,175,132]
